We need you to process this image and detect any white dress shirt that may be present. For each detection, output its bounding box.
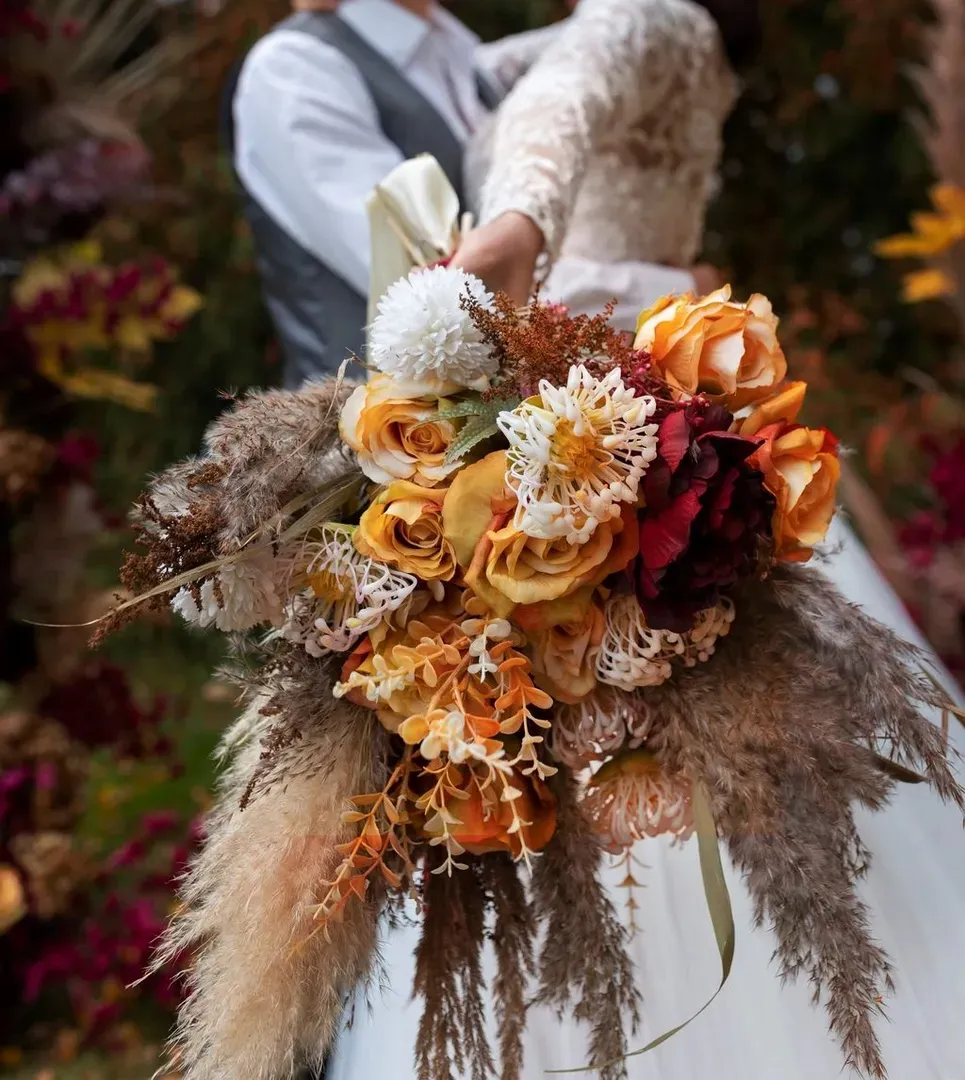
[233,0,483,298]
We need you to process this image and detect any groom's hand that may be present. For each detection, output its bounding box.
[451,212,545,307]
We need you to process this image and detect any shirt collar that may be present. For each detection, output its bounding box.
[338,0,477,69]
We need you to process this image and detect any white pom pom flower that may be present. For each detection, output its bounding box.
[368,266,498,391]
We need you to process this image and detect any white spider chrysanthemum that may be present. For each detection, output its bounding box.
[171,550,284,633]
[368,266,498,391]
[280,525,418,656]
[497,364,658,544]
[596,593,738,691]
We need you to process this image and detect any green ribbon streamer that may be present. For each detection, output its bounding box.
[550,780,735,1074]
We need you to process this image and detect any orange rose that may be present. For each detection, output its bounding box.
[355,480,457,581]
[443,452,637,617]
[736,381,807,437]
[339,374,462,486]
[518,591,605,704]
[634,287,787,409]
[749,423,840,561]
[419,763,557,857]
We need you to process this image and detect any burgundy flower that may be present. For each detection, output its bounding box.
[636,402,774,631]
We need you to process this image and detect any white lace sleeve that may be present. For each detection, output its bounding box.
[475,23,566,98]
[479,0,716,267]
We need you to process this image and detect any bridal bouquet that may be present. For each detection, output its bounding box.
[100,161,962,1080]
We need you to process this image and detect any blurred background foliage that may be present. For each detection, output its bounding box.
[2,0,963,1075]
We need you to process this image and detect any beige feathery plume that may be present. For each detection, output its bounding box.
[154,663,392,1080]
[911,0,965,324]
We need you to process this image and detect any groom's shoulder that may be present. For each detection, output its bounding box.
[238,17,361,90]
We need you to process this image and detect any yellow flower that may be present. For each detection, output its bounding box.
[339,374,463,487]
[900,267,956,303]
[748,424,840,562]
[735,380,807,438]
[443,453,637,617]
[518,592,605,705]
[355,480,457,581]
[0,865,27,935]
[634,286,787,409]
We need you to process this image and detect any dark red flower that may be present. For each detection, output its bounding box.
[636,401,774,631]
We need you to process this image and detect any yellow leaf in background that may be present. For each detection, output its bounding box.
[114,316,153,352]
[0,864,27,935]
[901,267,955,303]
[59,369,158,412]
[65,240,102,267]
[929,182,965,222]
[163,284,204,322]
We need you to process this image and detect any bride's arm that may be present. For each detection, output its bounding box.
[476,0,708,268]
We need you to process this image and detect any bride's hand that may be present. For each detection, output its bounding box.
[450,212,545,307]
[292,0,339,9]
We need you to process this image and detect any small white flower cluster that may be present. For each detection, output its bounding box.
[279,525,418,656]
[171,526,419,659]
[368,265,498,391]
[497,365,659,545]
[595,594,737,693]
[171,551,284,633]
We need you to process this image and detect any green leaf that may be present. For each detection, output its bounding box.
[439,394,521,465]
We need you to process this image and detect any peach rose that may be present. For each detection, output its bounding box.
[419,763,557,857]
[443,452,637,617]
[523,594,605,704]
[634,287,787,409]
[355,480,457,581]
[339,374,462,486]
[749,423,840,561]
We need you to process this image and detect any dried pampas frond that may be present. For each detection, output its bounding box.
[911,0,965,324]
[913,0,965,191]
[202,379,359,546]
[642,561,963,1079]
[11,0,199,148]
[414,858,494,1080]
[532,776,641,1080]
[155,655,392,1080]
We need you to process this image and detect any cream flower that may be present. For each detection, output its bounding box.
[550,686,650,770]
[595,594,682,691]
[339,373,462,487]
[171,550,284,632]
[369,266,498,390]
[596,594,736,690]
[279,525,418,656]
[584,750,695,853]
[497,364,658,544]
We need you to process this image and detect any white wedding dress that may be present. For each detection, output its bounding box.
[329,2,965,1077]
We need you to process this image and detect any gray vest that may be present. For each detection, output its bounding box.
[226,12,500,388]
